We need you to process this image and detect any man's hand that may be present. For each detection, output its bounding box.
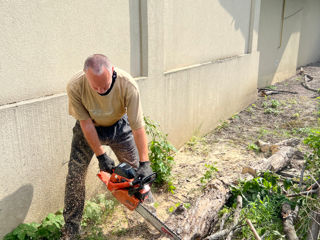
[136,161,153,178]
[97,153,115,173]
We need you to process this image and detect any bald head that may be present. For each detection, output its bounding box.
[83,54,112,75]
[84,54,113,95]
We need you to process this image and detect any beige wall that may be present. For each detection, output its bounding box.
[298,0,320,67]
[0,0,262,237]
[258,0,320,87]
[0,1,131,105]
[163,0,252,71]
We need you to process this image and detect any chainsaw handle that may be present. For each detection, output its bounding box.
[132,173,157,186]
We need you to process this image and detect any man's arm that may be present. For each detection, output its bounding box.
[132,127,149,163]
[79,118,105,156]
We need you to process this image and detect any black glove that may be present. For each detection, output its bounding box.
[97,153,115,173]
[136,161,154,178]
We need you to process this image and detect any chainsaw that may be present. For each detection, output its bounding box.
[97,162,181,240]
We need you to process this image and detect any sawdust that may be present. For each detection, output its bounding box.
[93,61,320,239]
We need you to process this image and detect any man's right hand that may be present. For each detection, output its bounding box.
[97,153,115,173]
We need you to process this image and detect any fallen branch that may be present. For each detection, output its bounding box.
[205,195,243,240]
[286,188,319,198]
[299,164,306,189]
[242,146,295,177]
[282,203,299,240]
[258,88,298,97]
[301,75,319,94]
[246,219,261,240]
[307,188,320,240]
[219,212,230,231]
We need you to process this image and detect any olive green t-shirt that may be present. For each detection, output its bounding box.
[66,68,144,130]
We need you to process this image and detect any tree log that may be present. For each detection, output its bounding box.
[165,179,229,240]
[242,146,295,177]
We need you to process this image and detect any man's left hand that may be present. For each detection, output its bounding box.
[136,161,153,178]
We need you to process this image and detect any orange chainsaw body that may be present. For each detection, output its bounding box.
[97,170,149,211]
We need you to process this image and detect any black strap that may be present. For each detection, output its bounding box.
[98,70,117,96]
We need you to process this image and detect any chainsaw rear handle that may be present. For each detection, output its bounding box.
[132,173,157,186]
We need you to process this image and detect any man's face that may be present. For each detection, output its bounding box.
[85,67,112,95]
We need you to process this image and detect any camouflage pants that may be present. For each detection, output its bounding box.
[63,115,139,234]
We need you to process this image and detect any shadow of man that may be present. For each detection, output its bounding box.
[0,184,33,238]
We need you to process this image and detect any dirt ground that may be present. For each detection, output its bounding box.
[96,62,320,240]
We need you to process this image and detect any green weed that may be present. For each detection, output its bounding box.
[247,143,260,152]
[200,163,218,187]
[144,116,177,187]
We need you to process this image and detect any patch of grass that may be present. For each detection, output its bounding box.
[186,135,210,156]
[258,128,271,139]
[227,172,294,240]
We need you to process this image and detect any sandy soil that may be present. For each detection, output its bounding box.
[89,62,320,240]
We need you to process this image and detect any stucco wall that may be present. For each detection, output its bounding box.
[163,0,252,71]
[0,0,261,237]
[0,1,131,105]
[298,0,320,67]
[258,0,303,87]
[258,0,320,87]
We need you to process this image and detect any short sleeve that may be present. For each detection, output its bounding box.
[66,83,90,121]
[126,84,145,130]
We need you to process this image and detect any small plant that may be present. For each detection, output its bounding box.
[247,143,260,152]
[183,203,191,209]
[168,202,181,213]
[200,163,218,186]
[4,212,64,240]
[292,112,300,119]
[216,121,229,131]
[270,99,280,108]
[264,108,280,115]
[186,135,210,156]
[262,99,281,115]
[258,128,271,139]
[231,114,240,120]
[144,116,177,187]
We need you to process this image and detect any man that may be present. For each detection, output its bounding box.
[61,54,154,239]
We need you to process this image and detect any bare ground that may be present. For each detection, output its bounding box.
[92,62,320,240]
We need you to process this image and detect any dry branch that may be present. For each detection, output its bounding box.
[205,195,243,240]
[258,88,298,96]
[246,219,261,240]
[301,73,319,94]
[286,188,319,198]
[307,189,320,240]
[282,203,299,240]
[219,212,230,231]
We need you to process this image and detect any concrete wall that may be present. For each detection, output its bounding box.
[0,0,261,237]
[298,0,320,67]
[258,0,320,87]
